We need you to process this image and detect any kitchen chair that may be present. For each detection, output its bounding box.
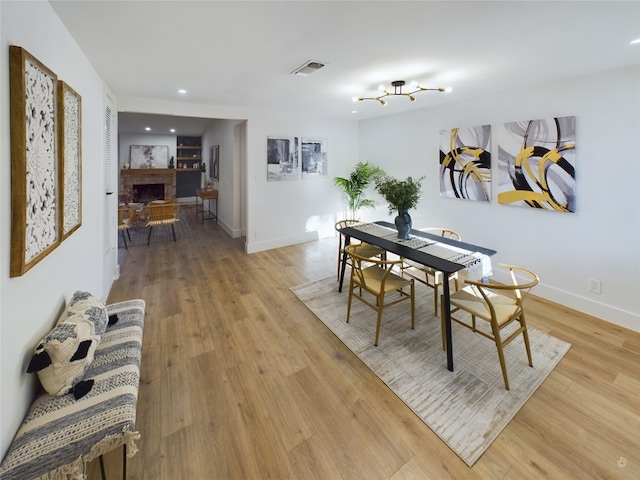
[443,263,539,390]
[117,206,135,249]
[345,243,415,346]
[335,219,386,280]
[144,203,181,246]
[400,228,462,316]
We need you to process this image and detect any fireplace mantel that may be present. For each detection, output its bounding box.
[121,168,176,176]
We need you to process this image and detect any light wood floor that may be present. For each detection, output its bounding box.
[92,206,640,479]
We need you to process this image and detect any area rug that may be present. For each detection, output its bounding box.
[119,211,192,247]
[290,276,571,466]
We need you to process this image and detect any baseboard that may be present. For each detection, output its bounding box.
[491,268,639,333]
[215,218,243,238]
[246,231,319,254]
[536,283,639,333]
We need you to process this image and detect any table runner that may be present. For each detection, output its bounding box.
[350,222,492,280]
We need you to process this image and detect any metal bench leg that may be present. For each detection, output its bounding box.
[122,444,127,480]
[99,455,107,480]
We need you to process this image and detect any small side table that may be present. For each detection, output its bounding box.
[196,188,218,224]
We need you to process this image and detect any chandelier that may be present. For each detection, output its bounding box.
[355,80,449,106]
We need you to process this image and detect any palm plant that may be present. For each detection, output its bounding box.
[334,161,386,219]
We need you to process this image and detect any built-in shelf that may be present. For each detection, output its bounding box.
[176,136,202,197]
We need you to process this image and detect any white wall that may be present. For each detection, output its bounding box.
[246,111,359,251]
[358,66,640,332]
[1,1,113,455]
[201,119,244,237]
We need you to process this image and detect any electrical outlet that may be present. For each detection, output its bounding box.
[589,278,601,294]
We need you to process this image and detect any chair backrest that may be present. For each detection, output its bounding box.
[345,243,402,292]
[336,219,365,249]
[504,263,539,302]
[336,219,361,229]
[418,227,462,242]
[466,263,539,318]
[145,203,181,225]
[117,207,134,228]
[149,198,175,205]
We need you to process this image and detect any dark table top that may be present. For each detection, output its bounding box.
[339,221,497,275]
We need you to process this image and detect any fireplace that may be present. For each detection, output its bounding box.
[133,183,164,203]
[120,169,177,203]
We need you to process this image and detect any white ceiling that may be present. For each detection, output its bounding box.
[50,0,640,134]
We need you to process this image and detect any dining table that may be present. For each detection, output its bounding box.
[338,221,497,372]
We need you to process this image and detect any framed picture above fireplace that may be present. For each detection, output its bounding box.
[130,145,169,169]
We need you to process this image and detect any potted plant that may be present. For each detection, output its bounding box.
[333,161,386,220]
[199,161,207,187]
[375,175,425,239]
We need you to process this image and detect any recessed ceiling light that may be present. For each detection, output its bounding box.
[145,127,151,131]
[630,38,640,45]
[170,128,176,133]
[177,89,187,94]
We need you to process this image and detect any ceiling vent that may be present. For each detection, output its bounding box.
[291,60,326,77]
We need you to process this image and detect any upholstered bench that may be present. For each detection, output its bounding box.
[0,298,145,480]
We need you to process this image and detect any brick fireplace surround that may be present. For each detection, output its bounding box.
[120,169,176,202]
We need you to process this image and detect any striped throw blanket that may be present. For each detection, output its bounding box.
[0,299,145,480]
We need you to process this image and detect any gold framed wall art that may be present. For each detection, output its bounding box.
[58,81,82,239]
[9,46,60,277]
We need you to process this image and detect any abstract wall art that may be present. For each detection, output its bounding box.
[301,137,328,179]
[58,81,82,240]
[497,116,576,212]
[9,46,60,277]
[439,125,491,201]
[267,136,299,181]
[129,145,169,169]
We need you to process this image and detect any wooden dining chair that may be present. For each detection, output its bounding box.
[144,203,181,246]
[117,206,135,250]
[346,243,415,346]
[400,228,462,316]
[335,219,386,280]
[442,263,540,390]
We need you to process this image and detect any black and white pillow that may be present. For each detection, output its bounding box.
[60,291,110,336]
[27,316,99,398]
